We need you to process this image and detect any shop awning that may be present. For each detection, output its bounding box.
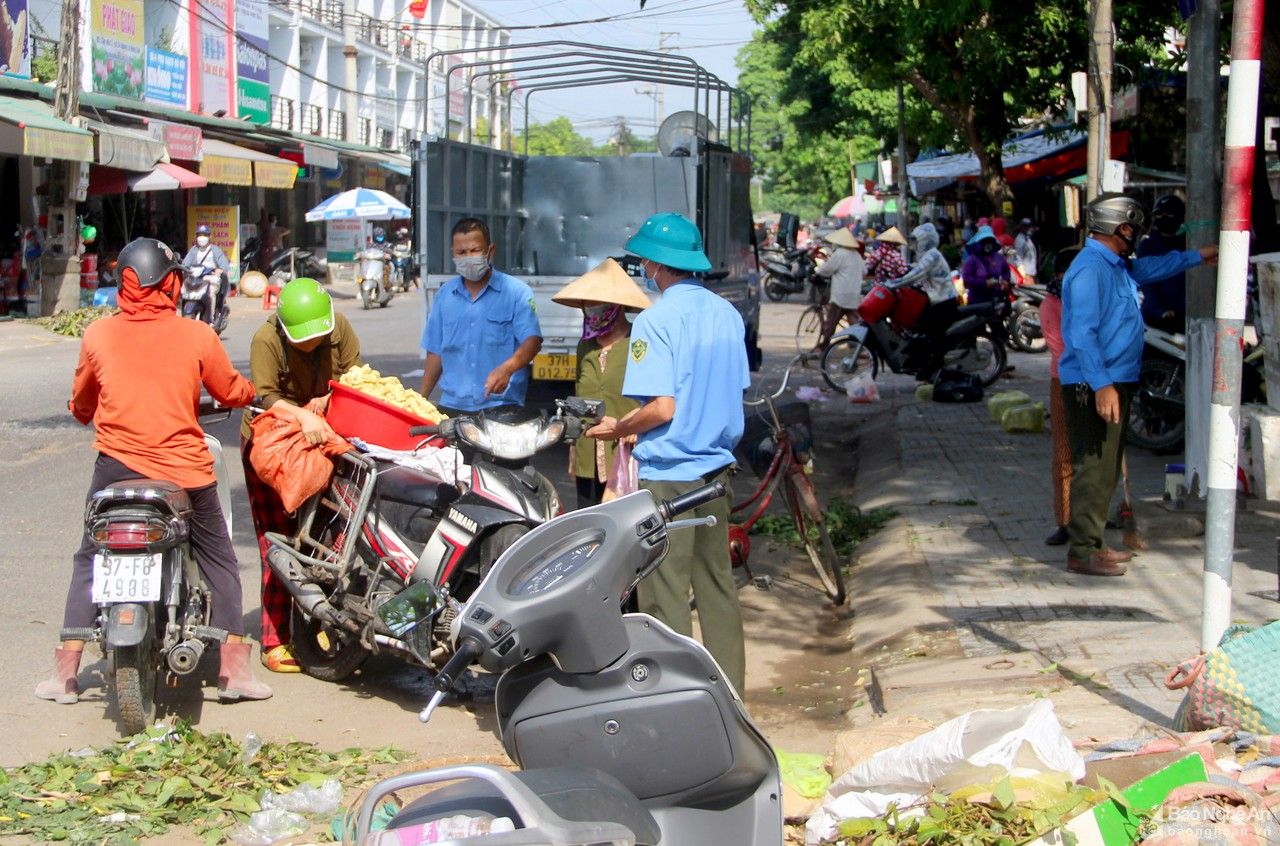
[0,95,94,162]
[87,120,169,171]
[199,138,298,188]
[88,161,208,195]
[380,161,411,177]
[906,128,1131,196]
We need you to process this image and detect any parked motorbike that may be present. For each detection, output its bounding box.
[68,399,236,735]
[348,481,782,846]
[761,243,825,303]
[240,236,260,277]
[1006,284,1046,354]
[820,283,1007,390]
[262,398,601,681]
[357,245,395,309]
[180,265,229,335]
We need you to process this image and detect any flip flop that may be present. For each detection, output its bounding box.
[262,644,302,673]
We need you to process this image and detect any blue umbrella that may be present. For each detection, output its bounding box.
[305,187,411,222]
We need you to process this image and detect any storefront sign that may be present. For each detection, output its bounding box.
[24,126,95,161]
[1,0,31,78]
[90,0,145,99]
[326,219,364,263]
[190,0,233,116]
[446,56,465,121]
[144,47,187,108]
[235,0,269,123]
[200,154,252,185]
[302,142,339,170]
[187,205,240,284]
[362,166,386,191]
[148,119,202,161]
[254,160,297,189]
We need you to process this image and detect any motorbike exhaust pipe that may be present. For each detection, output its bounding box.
[167,639,205,674]
[266,547,351,629]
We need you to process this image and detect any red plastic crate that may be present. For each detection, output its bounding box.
[326,380,444,450]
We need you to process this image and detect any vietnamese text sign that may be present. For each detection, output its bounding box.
[148,119,202,161]
[237,78,270,125]
[191,0,232,115]
[236,0,268,122]
[187,205,240,284]
[1,0,31,78]
[200,154,252,186]
[144,47,187,108]
[90,0,144,99]
[326,219,363,263]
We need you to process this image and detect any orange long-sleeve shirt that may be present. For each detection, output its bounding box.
[71,289,254,489]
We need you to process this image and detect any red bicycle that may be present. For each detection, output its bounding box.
[730,358,846,605]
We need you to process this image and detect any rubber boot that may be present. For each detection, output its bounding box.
[218,642,274,702]
[35,647,82,704]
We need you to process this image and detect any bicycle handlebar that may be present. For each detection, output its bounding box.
[744,354,804,407]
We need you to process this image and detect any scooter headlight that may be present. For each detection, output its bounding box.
[461,418,566,461]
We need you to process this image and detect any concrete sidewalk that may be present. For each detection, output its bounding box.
[840,350,1280,737]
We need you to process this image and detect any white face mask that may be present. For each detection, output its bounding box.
[196,236,210,248]
[453,254,489,282]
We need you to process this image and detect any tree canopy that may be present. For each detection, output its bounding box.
[744,0,1178,210]
[513,116,656,157]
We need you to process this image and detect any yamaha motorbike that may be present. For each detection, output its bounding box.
[180,265,229,335]
[347,481,782,846]
[66,399,237,735]
[820,283,1007,390]
[263,399,600,681]
[357,245,395,309]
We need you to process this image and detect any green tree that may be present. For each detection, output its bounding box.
[516,116,600,156]
[746,0,1175,208]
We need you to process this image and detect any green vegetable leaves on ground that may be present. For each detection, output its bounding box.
[0,721,407,844]
[751,496,897,559]
[28,306,118,337]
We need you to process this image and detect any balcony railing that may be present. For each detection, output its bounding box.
[359,117,373,147]
[301,103,324,136]
[327,109,347,141]
[270,95,295,131]
[399,127,414,151]
[378,128,394,150]
[293,0,342,29]
[356,14,392,50]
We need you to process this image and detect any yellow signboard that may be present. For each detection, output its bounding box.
[254,160,298,189]
[201,154,253,186]
[24,127,95,162]
[186,205,241,284]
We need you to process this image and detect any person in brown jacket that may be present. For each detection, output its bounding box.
[35,238,272,705]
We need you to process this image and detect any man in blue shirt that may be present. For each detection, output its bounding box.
[420,218,542,413]
[586,212,750,693]
[1059,194,1214,576]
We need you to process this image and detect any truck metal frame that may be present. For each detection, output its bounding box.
[411,43,762,378]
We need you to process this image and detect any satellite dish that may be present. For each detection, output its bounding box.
[657,110,718,157]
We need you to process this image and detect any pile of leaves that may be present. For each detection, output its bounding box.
[0,721,408,844]
[28,306,118,337]
[752,497,898,558]
[822,776,1105,846]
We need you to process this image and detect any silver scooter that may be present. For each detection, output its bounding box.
[348,482,782,846]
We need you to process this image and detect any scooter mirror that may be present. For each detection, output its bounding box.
[379,581,444,638]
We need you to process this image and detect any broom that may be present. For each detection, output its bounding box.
[1119,451,1148,551]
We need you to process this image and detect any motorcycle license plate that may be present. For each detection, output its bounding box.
[91,553,162,603]
[533,353,576,381]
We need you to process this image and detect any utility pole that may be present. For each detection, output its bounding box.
[614,116,629,156]
[656,32,677,127]
[896,82,910,232]
[1084,0,1113,201]
[1184,0,1223,498]
[44,0,83,315]
[343,0,358,143]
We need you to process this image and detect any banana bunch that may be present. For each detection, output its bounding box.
[338,364,448,423]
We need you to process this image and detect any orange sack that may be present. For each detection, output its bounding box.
[249,409,354,512]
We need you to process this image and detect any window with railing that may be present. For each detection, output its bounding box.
[295,0,342,29]
[270,96,295,131]
[359,117,373,147]
[399,127,414,151]
[357,14,391,49]
[301,103,324,136]
[327,109,346,141]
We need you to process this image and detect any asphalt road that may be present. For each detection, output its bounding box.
[0,287,855,772]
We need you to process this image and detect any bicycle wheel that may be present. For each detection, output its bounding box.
[783,473,846,605]
[794,304,825,356]
[819,335,877,392]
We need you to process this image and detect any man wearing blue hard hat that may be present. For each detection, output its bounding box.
[586,211,750,693]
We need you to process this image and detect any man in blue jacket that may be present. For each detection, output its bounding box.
[1059,194,1215,576]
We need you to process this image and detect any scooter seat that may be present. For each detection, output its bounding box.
[945,314,987,337]
[375,463,461,511]
[388,766,662,846]
[97,479,192,516]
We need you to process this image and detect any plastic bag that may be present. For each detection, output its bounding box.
[249,409,353,512]
[845,372,880,403]
[987,390,1031,422]
[1166,621,1280,733]
[603,439,639,501]
[1001,401,1046,433]
[229,808,309,845]
[261,778,343,815]
[805,701,1085,845]
[364,814,515,845]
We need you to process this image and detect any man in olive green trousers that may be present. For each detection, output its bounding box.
[586,213,750,693]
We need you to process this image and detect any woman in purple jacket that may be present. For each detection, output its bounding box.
[960,226,1011,304]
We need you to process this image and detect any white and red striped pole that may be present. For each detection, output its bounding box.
[1202,0,1264,651]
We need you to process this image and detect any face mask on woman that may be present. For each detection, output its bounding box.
[196,235,210,248]
[582,304,623,340]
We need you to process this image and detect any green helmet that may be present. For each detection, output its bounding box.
[277,278,335,343]
[625,212,712,272]
[81,224,98,244]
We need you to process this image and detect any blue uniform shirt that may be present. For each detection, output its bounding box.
[1059,238,1201,390]
[421,270,542,411]
[622,280,750,481]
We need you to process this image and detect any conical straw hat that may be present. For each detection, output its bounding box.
[552,258,652,311]
[823,228,861,249]
[875,226,908,245]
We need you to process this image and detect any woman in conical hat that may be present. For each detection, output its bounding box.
[553,258,649,507]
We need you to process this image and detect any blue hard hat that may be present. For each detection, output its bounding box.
[625,212,712,272]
